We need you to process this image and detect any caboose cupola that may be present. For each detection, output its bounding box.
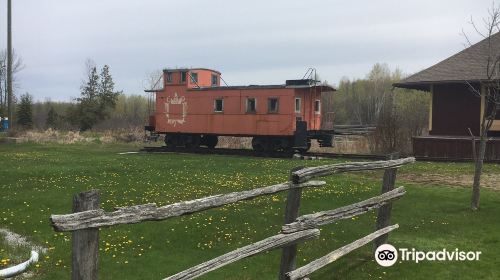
[163,68,221,88]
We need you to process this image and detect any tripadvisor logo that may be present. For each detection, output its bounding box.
[375,244,398,267]
[374,244,482,267]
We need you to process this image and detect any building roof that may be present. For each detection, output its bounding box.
[393,31,500,91]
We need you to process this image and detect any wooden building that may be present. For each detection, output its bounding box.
[394,32,500,161]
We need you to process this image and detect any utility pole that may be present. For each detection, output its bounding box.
[7,0,13,126]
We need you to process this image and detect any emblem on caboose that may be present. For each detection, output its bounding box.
[164,92,188,127]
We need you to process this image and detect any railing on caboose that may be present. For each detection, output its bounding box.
[50,155,414,280]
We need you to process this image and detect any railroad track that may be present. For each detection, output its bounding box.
[140,146,388,160]
[141,146,294,158]
[139,146,500,163]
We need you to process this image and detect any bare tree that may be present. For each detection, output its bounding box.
[143,69,162,121]
[462,3,500,210]
[143,69,163,91]
[0,50,24,115]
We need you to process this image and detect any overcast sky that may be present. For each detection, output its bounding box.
[0,0,495,101]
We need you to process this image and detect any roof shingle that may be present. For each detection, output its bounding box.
[394,32,500,90]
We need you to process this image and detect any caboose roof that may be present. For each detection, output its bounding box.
[190,84,335,92]
[145,84,335,92]
[163,68,221,74]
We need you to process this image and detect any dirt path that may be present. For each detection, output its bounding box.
[0,229,46,254]
[398,173,500,190]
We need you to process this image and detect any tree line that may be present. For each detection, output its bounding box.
[324,63,430,154]
[12,59,152,131]
[26,93,151,131]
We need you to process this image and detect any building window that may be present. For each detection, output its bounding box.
[314,99,321,114]
[190,72,198,83]
[246,98,257,113]
[211,74,218,86]
[166,72,172,83]
[214,99,223,112]
[268,98,279,113]
[181,71,187,83]
[295,98,301,113]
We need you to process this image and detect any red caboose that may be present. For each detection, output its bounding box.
[145,68,335,152]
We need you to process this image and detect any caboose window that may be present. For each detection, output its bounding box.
[295,98,301,113]
[181,71,187,83]
[211,74,218,86]
[246,98,257,113]
[314,99,321,114]
[214,99,224,112]
[166,72,172,83]
[268,98,279,113]
[190,72,198,83]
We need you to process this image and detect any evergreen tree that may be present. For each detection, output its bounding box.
[97,65,120,119]
[78,64,100,131]
[16,93,33,129]
[76,61,120,131]
[45,106,59,129]
[64,103,80,128]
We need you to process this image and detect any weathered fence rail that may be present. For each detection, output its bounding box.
[51,180,325,232]
[165,229,320,280]
[281,187,405,234]
[291,157,413,183]
[50,157,415,280]
[286,225,398,280]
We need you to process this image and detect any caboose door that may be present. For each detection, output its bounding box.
[294,120,308,148]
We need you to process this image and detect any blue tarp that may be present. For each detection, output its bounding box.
[0,117,9,132]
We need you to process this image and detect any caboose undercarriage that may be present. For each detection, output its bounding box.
[147,122,333,153]
[159,132,333,152]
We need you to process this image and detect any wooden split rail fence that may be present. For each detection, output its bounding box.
[50,155,414,280]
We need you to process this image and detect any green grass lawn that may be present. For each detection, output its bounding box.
[0,142,499,279]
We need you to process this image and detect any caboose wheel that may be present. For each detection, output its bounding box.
[165,134,178,147]
[185,135,201,149]
[251,137,267,152]
[279,137,294,152]
[269,138,282,152]
[203,135,218,149]
[297,139,311,153]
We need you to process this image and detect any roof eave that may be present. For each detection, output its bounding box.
[393,80,485,91]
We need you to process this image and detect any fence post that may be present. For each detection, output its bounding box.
[72,190,100,280]
[374,153,399,249]
[279,166,305,280]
